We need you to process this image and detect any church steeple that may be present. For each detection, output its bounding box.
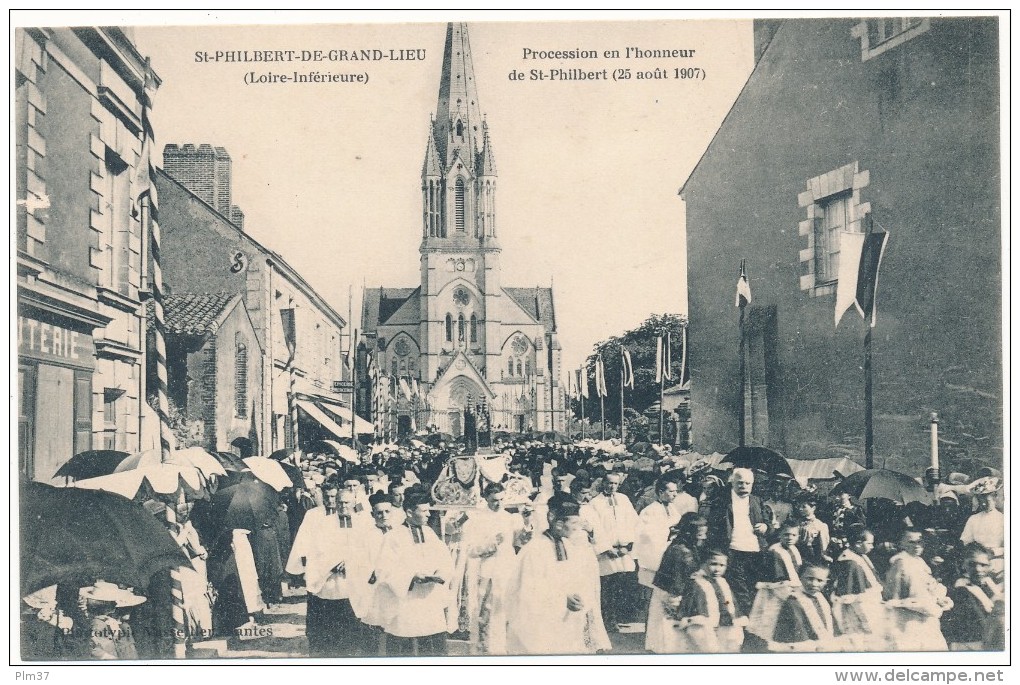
[433,22,483,172]
[421,22,498,247]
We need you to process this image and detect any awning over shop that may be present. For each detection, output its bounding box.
[317,399,374,436]
[296,400,348,439]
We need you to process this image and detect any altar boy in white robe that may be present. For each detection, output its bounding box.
[506,494,606,655]
[373,486,454,656]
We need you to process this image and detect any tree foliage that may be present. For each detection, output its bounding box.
[571,313,688,429]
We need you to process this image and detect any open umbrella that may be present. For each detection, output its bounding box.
[279,462,306,490]
[242,456,293,492]
[212,451,248,472]
[199,478,280,536]
[723,446,795,477]
[423,433,455,447]
[73,463,211,501]
[268,449,292,462]
[21,482,192,595]
[831,468,930,505]
[312,439,361,463]
[53,450,131,480]
[116,446,227,481]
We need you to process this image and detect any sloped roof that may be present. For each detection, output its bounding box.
[362,287,418,335]
[145,292,238,336]
[504,287,556,334]
[362,285,557,336]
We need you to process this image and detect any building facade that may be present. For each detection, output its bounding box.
[359,23,564,438]
[682,18,1001,475]
[16,27,156,484]
[146,293,264,455]
[155,160,358,454]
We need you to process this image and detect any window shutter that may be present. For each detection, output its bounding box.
[73,370,93,454]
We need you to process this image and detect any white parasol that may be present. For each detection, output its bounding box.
[242,457,293,492]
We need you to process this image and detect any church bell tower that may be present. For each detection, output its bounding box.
[419,23,501,384]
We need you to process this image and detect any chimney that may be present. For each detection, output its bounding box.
[162,142,241,223]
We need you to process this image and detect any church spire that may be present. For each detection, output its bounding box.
[433,22,483,171]
[422,121,442,178]
[478,118,496,176]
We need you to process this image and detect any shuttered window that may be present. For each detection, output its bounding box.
[455,179,466,231]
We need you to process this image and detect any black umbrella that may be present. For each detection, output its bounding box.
[53,450,131,480]
[21,482,192,596]
[212,451,248,472]
[423,433,455,447]
[203,477,280,535]
[268,449,292,462]
[280,462,306,490]
[723,446,794,477]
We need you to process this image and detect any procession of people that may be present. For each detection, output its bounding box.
[21,433,1005,660]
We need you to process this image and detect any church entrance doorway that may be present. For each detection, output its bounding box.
[514,414,526,433]
[397,415,412,438]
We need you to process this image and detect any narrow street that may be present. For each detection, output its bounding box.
[192,586,646,659]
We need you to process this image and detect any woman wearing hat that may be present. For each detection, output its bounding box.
[81,581,145,660]
[960,477,1004,579]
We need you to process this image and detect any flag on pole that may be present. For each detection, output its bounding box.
[621,347,635,389]
[735,258,752,307]
[679,325,690,386]
[663,332,672,381]
[835,217,889,328]
[412,378,420,398]
[655,336,663,384]
[578,368,589,399]
[399,378,412,402]
[595,355,608,397]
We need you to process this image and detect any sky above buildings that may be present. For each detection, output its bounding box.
[128,15,754,374]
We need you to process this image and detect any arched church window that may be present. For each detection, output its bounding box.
[391,358,399,377]
[408,360,416,375]
[456,120,464,138]
[470,314,478,343]
[525,359,531,376]
[400,360,407,375]
[507,359,514,376]
[445,314,453,342]
[458,314,466,341]
[516,360,523,376]
[455,179,466,232]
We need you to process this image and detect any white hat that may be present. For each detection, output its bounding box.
[81,581,146,607]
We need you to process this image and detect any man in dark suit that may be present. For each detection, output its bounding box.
[707,467,772,615]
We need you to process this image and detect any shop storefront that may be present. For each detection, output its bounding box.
[18,311,96,485]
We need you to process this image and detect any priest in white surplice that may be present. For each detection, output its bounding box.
[459,482,527,655]
[287,481,377,656]
[586,471,641,630]
[373,486,455,656]
[506,494,606,655]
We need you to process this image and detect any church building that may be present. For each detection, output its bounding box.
[359,23,564,438]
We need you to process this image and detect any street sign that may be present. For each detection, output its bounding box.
[333,381,355,393]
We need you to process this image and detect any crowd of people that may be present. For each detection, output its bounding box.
[22,436,1005,659]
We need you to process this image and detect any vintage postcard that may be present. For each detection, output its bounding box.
[11,10,1008,673]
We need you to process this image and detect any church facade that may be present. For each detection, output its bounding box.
[359,23,564,438]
